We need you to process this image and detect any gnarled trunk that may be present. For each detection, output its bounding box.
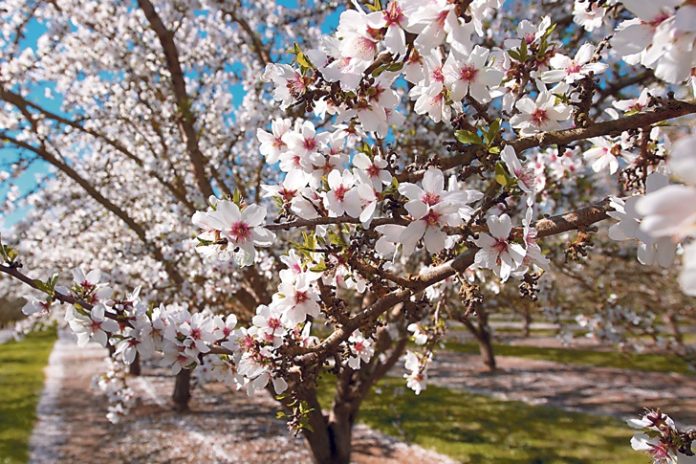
[172,368,192,411]
[299,330,409,464]
[476,328,496,371]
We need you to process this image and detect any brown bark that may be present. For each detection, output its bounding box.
[460,308,497,371]
[129,353,141,376]
[172,368,192,412]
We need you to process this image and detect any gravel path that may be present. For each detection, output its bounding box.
[0,328,13,344]
[429,350,696,424]
[28,331,453,464]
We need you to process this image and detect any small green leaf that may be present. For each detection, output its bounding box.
[495,162,509,187]
[455,130,482,145]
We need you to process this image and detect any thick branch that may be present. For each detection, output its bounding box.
[137,0,214,199]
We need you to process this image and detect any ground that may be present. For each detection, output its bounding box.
[28,330,453,464]
[9,325,694,463]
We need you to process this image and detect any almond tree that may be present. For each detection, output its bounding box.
[2,1,696,463]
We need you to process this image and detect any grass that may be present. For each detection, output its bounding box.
[318,376,638,463]
[446,340,693,375]
[0,329,56,464]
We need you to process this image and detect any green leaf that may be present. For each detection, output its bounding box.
[487,119,501,144]
[495,162,509,187]
[310,261,327,272]
[292,43,314,71]
[455,130,482,146]
[232,189,242,207]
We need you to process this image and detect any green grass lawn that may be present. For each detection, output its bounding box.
[0,329,56,464]
[445,340,693,375]
[318,376,637,463]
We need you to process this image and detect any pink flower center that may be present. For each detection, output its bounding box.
[287,74,306,95]
[384,2,405,26]
[303,137,317,152]
[273,137,285,150]
[229,221,251,242]
[90,320,102,331]
[432,66,444,83]
[268,317,281,330]
[494,239,508,253]
[190,328,202,340]
[459,65,478,82]
[423,210,442,226]
[295,291,309,304]
[354,341,365,352]
[566,62,582,74]
[334,184,348,201]
[367,163,381,177]
[242,335,255,349]
[531,108,548,125]
[279,188,297,202]
[421,192,441,206]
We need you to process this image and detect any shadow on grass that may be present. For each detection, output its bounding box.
[0,329,56,464]
[319,376,637,464]
[446,341,693,376]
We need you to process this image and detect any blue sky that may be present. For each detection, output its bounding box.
[0,2,340,230]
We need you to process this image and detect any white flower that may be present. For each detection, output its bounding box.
[22,298,50,316]
[541,43,608,84]
[352,152,392,192]
[443,45,503,102]
[366,1,408,57]
[251,304,286,346]
[573,1,610,32]
[257,118,291,164]
[636,137,696,238]
[407,323,428,345]
[324,170,362,218]
[501,146,544,203]
[263,63,308,108]
[347,331,374,369]
[403,350,429,395]
[583,137,635,175]
[192,200,275,266]
[276,273,321,327]
[510,91,571,135]
[67,304,119,347]
[473,214,526,281]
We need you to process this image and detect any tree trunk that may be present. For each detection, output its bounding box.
[476,330,497,371]
[129,353,141,376]
[301,412,353,464]
[523,308,532,338]
[460,310,497,371]
[172,368,191,411]
[665,311,684,346]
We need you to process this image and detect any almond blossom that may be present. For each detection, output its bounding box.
[541,43,608,84]
[66,304,119,347]
[443,45,503,102]
[583,137,635,175]
[510,91,571,135]
[473,214,526,281]
[192,200,275,266]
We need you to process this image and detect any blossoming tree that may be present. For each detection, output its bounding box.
[2,0,696,463]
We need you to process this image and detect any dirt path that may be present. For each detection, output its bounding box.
[429,350,696,425]
[28,331,453,464]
